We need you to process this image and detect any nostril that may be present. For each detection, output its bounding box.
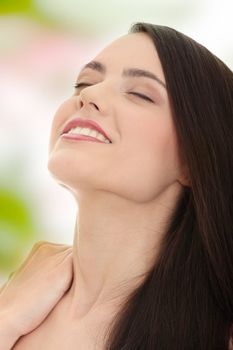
[90,102,99,110]
[79,100,99,110]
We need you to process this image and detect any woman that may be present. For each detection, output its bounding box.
[0,22,232,349]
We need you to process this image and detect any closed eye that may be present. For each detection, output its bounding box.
[128,92,154,103]
[74,82,92,89]
[74,82,154,103]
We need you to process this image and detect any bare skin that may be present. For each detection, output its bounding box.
[6,31,233,350]
[0,242,73,349]
[13,32,191,349]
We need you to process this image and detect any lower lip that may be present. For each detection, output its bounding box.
[61,133,107,143]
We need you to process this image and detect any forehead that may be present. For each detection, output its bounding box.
[92,33,165,80]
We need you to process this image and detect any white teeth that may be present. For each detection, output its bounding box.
[80,127,95,136]
[96,133,107,142]
[67,127,82,134]
[89,129,99,137]
[67,127,111,143]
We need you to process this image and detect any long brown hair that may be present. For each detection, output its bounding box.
[102,23,233,350]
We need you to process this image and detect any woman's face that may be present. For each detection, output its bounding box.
[48,32,187,202]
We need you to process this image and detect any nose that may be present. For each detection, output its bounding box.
[79,98,99,111]
[77,83,110,115]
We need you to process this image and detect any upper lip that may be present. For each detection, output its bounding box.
[61,118,112,143]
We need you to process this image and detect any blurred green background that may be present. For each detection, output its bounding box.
[0,0,232,285]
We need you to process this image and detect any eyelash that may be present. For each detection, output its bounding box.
[74,82,154,103]
[128,92,154,103]
[74,83,91,89]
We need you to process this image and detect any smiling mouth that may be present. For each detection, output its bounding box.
[61,132,111,144]
[61,125,112,144]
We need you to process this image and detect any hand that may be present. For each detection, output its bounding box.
[0,241,74,340]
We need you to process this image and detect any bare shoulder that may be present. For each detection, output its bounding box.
[0,280,8,294]
[0,284,5,293]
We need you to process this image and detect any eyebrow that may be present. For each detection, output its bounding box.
[80,60,167,89]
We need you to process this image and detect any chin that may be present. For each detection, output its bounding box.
[47,156,73,185]
[47,160,90,193]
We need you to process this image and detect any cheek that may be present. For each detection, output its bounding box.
[108,121,181,201]
[48,99,76,153]
[127,117,179,164]
[147,122,181,178]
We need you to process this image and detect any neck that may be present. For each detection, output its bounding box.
[63,183,183,321]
